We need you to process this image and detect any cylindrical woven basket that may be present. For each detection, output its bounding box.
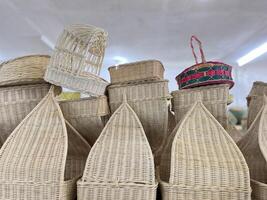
[44,24,109,95]
[171,84,229,128]
[238,96,267,200]
[0,83,52,146]
[60,95,110,145]
[160,101,251,199]
[0,55,50,87]
[247,81,267,128]
[108,80,170,154]
[77,97,157,199]
[108,60,164,84]
[0,88,90,199]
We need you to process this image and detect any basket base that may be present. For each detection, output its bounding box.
[78,181,158,200]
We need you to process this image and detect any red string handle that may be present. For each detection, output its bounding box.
[190,35,206,64]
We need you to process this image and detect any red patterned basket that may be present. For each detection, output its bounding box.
[176,36,234,90]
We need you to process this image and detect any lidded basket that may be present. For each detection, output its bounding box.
[0,87,91,199]
[44,24,109,95]
[160,100,251,199]
[176,36,234,90]
[0,55,50,86]
[77,95,157,200]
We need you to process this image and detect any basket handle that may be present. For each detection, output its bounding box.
[190,35,206,64]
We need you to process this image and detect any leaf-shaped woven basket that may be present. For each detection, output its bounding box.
[160,101,251,200]
[0,83,52,147]
[0,87,90,200]
[171,84,229,128]
[238,97,267,200]
[247,81,267,128]
[108,60,164,84]
[44,24,109,95]
[108,80,170,154]
[60,95,110,145]
[0,55,50,86]
[77,97,158,200]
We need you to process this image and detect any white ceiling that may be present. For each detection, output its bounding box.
[1,0,267,107]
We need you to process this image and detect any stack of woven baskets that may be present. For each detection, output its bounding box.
[108,60,171,163]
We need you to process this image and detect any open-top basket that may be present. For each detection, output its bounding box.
[0,87,90,199]
[0,83,52,147]
[238,96,267,200]
[160,101,251,199]
[108,80,170,154]
[108,60,164,84]
[77,96,157,200]
[44,24,109,95]
[60,95,110,145]
[171,84,229,128]
[0,55,50,86]
[247,81,267,128]
[176,36,234,90]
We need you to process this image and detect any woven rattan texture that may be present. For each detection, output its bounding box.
[78,98,157,199]
[0,83,50,147]
[0,88,90,199]
[172,84,229,128]
[0,55,49,86]
[108,80,170,153]
[108,60,164,84]
[60,96,110,145]
[160,102,251,200]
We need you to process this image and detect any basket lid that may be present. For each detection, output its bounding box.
[176,36,234,89]
[81,95,155,184]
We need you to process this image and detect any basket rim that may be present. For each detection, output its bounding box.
[59,95,107,103]
[108,79,169,89]
[0,54,50,66]
[108,59,164,71]
[77,180,158,187]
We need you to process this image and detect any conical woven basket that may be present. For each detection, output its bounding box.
[44,24,109,95]
[0,87,90,200]
[0,55,49,86]
[0,83,51,146]
[160,101,251,200]
[108,80,170,153]
[108,60,164,84]
[171,84,229,128]
[238,96,267,200]
[60,95,110,145]
[77,96,158,199]
[247,82,267,128]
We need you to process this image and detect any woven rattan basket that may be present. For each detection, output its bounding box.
[108,80,170,154]
[247,81,267,128]
[160,101,251,199]
[60,95,110,145]
[226,124,243,143]
[238,96,267,200]
[0,55,49,86]
[0,87,90,199]
[0,83,51,147]
[171,84,229,128]
[44,24,109,95]
[108,60,164,84]
[77,96,157,199]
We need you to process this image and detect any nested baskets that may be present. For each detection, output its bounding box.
[238,97,267,200]
[247,81,267,128]
[77,97,157,200]
[60,95,110,145]
[171,84,229,128]
[108,60,164,84]
[0,83,51,146]
[44,24,109,95]
[108,80,170,153]
[159,101,251,199]
[176,36,234,89]
[0,88,90,199]
[0,55,49,86]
